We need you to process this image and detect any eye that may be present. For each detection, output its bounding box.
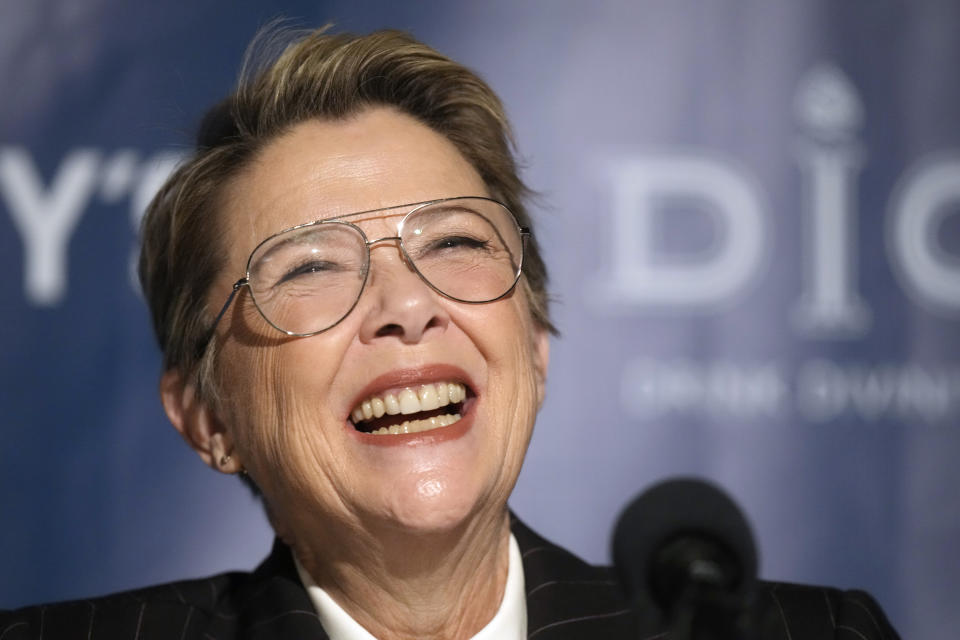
[426,235,491,252]
[277,259,345,285]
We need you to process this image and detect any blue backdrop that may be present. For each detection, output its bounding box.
[2,2,958,638]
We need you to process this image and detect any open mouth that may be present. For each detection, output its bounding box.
[349,381,469,435]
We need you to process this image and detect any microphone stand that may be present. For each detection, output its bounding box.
[654,537,759,640]
[611,479,769,640]
[668,582,758,640]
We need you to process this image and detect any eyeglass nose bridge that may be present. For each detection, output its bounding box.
[360,230,464,304]
[364,234,403,248]
[362,233,420,273]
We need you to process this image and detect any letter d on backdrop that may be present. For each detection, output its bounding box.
[594,155,766,311]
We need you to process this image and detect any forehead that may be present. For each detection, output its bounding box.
[219,107,489,255]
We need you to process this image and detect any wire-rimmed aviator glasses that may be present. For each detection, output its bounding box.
[202,196,529,350]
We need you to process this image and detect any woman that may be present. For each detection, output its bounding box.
[1,27,898,640]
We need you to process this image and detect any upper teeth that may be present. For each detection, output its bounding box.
[351,382,467,423]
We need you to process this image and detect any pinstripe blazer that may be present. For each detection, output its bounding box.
[0,516,899,639]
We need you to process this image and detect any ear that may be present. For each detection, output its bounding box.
[160,369,244,474]
[532,327,550,407]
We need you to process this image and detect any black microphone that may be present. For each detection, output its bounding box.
[612,478,760,640]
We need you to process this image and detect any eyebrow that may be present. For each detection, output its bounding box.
[252,199,432,250]
[317,199,433,223]
[250,196,499,265]
[253,226,333,266]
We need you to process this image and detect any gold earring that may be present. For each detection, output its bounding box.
[220,454,231,467]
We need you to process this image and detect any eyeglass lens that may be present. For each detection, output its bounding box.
[246,198,523,335]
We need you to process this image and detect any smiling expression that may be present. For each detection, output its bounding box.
[204,107,549,541]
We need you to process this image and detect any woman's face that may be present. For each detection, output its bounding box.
[203,107,549,541]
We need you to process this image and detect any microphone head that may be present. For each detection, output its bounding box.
[612,477,758,616]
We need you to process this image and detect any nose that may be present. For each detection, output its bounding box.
[356,239,450,344]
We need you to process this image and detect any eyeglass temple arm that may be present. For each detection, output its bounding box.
[195,278,248,358]
[516,227,531,268]
[211,278,249,331]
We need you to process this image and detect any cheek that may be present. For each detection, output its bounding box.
[221,333,351,499]
[217,343,286,467]
[506,340,541,439]
[478,303,543,434]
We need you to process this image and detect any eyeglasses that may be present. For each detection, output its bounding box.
[201,196,529,351]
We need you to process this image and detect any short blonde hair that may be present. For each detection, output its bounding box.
[138,27,554,394]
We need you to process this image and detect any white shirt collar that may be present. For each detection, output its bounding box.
[294,533,527,640]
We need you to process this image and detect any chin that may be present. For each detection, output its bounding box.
[379,474,491,535]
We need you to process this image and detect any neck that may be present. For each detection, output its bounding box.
[292,509,512,640]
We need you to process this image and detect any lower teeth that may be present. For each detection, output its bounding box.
[370,413,462,435]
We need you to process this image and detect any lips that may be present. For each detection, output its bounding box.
[350,381,467,435]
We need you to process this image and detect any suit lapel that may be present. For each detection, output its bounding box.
[237,519,655,640]
[234,538,331,640]
[511,515,658,639]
